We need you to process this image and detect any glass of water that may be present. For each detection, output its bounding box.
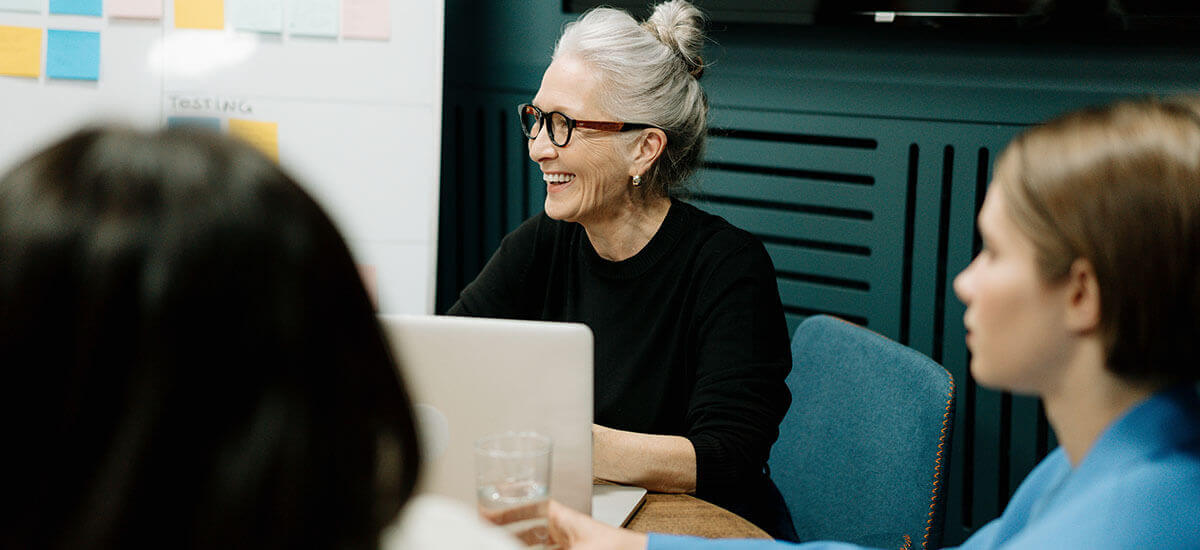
[474,431,553,548]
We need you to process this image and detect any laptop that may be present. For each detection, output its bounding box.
[592,484,647,527]
[379,314,647,526]
[379,314,595,513]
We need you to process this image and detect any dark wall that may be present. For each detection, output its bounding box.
[438,1,1200,545]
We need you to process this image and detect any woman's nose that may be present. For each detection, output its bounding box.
[953,259,976,305]
[528,128,557,162]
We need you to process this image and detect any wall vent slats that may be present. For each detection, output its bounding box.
[764,244,872,284]
[441,88,1047,546]
[777,278,871,318]
[691,199,876,249]
[696,170,877,214]
[706,136,879,182]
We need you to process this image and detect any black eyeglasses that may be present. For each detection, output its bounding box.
[518,103,658,147]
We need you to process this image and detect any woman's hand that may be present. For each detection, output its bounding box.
[478,498,551,547]
[548,500,648,550]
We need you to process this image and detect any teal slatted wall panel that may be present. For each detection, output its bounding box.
[443,4,1200,546]
[437,90,543,312]
[440,90,1050,544]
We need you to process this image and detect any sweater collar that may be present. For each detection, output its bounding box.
[1080,385,1199,469]
[581,198,689,279]
[1048,386,1200,504]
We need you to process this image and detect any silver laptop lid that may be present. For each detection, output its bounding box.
[379,314,594,514]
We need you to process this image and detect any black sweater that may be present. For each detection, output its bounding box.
[449,200,792,529]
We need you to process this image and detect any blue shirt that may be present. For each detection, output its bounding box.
[649,387,1200,550]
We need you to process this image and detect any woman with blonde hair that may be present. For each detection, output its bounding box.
[545,97,1200,549]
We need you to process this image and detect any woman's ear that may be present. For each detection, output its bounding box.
[628,128,667,178]
[1064,258,1102,334]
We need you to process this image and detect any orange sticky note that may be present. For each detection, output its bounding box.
[175,0,224,29]
[228,119,279,161]
[0,26,42,78]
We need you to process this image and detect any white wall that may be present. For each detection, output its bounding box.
[0,0,444,313]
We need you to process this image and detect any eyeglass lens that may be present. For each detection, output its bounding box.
[520,105,543,139]
[520,105,572,146]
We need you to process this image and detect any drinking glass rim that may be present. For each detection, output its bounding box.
[473,431,553,458]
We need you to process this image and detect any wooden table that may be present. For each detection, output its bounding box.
[625,493,771,540]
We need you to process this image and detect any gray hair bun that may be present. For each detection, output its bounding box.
[642,0,706,78]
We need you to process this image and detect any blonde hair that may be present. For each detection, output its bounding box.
[993,97,1200,383]
[554,0,708,197]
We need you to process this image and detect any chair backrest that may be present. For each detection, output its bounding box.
[769,315,955,550]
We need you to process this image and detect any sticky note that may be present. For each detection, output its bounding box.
[341,0,389,40]
[0,26,41,78]
[175,0,223,30]
[108,0,162,19]
[46,29,100,80]
[230,0,281,32]
[0,0,41,14]
[167,116,221,130]
[49,0,100,15]
[288,0,336,37]
[228,119,278,161]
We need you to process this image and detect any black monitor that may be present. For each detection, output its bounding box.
[562,0,1200,31]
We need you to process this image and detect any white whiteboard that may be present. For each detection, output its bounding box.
[0,0,444,314]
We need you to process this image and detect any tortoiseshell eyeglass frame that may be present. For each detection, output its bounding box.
[518,103,659,147]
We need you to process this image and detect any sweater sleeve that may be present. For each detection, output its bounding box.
[447,214,548,318]
[683,232,792,505]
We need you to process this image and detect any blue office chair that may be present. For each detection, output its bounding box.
[769,315,955,550]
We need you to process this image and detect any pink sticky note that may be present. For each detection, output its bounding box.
[341,0,388,40]
[109,0,163,19]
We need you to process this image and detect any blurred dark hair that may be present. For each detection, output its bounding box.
[0,126,421,549]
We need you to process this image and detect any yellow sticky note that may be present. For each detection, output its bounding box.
[175,0,224,29]
[228,119,279,161]
[0,26,42,78]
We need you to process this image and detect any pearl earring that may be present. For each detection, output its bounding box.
[632,175,642,187]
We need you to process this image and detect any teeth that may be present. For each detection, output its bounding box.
[543,173,574,184]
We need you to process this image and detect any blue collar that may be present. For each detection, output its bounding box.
[1059,386,1200,495]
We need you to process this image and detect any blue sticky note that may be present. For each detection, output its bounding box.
[288,0,337,37]
[231,0,283,32]
[49,0,100,16]
[46,30,100,81]
[167,117,221,131]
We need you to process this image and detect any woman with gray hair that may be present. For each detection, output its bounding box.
[450,0,795,539]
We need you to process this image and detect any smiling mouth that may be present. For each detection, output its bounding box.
[543,173,575,185]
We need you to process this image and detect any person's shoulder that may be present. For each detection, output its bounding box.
[381,494,522,550]
[504,211,574,248]
[674,200,765,258]
[510,210,558,236]
[1099,442,1200,508]
[1108,421,1199,482]
[1040,448,1200,546]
